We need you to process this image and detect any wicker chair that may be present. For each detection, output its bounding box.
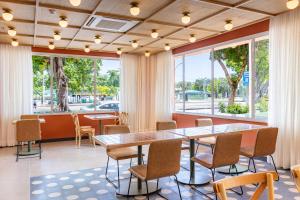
[291,165,300,192]
[195,118,215,153]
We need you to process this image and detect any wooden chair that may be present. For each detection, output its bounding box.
[156,121,189,150]
[192,132,243,197]
[71,114,95,147]
[291,165,300,192]
[21,114,39,119]
[213,171,278,200]
[240,128,279,177]
[128,139,183,200]
[195,118,215,153]
[104,125,142,189]
[16,119,42,161]
[115,112,129,125]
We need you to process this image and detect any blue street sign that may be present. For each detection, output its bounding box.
[243,71,249,86]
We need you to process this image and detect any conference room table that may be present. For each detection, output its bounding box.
[94,123,267,197]
[167,123,267,185]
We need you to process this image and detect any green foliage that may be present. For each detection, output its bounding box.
[218,102,226,113]
[176,81,192,91]
[32,56,50,99]
[256,96,268,112]
[226,104,249,114]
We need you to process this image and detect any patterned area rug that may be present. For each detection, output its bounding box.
[31,155,300,200]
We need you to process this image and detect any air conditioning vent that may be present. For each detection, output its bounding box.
[85,16,139,32]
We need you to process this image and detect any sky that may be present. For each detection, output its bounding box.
[175,52,234,82]
[100,59,120,74]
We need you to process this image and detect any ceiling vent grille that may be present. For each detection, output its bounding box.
[85,16,138,32]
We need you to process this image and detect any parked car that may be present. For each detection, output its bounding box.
[80,101,119,111]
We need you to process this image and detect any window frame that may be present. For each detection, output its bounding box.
[32,52,120,114]
[174,31,269,122]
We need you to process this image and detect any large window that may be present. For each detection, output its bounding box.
[175,35,269,121]
[32,55,120,114]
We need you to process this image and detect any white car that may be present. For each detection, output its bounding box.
[80,102,119,111]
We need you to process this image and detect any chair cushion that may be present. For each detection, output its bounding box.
[80,127,95,134]
[197,137,216,145]
[192,153,213,169]
[240,147,255,157]
[80,126,92,129]
[107,147,140,160]
[129,165,147,180]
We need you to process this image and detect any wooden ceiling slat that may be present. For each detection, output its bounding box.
[33,0,39,46]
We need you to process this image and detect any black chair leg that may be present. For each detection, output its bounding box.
[117,160,120,188]
[145,180,149,200]
[174,175,182,200]
[39,140,42,159]
[16,143,19,162]
[210,144,214,154]
[210,168,215,181]
[105,157,110,177]
[233,164,243,195]
[252,158,257,173]
[129,158,132,168]
[156,178,159,190]
[270,155,279,180]
[248,158,257,173]
[195,143,200,154]
[127,173,132,196]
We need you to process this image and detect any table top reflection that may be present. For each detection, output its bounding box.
[94,131,184,150]
[168,123,267,139]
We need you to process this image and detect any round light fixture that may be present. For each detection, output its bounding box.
[94,35,101,44]
[84,45,90,53]
[131,40,138,48]
[130,2,140,16]
[48,42,55,50]
[53,31,61,40]
[181,12,191,24]
[116,48,122,55]
[59,16,68,28]
[7,27,16,37]
[189,34,196,43]
[224,20,233,31]
[151,29,159,39]
[69,0,81,6]
[145,51,150,57]
[2,9,13,21]
[11,39,18,47]
[164,43,171,51]
[287,0,299,9]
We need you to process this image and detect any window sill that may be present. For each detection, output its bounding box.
[35,110,116,116]
[173,111,267,124]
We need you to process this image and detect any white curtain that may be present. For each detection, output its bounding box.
[269,8,300,168]
[0,45,33,147]
[120,52,174,132]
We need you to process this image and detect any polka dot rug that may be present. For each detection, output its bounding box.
[31,155,300,200]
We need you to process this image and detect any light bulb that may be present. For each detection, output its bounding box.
[224,20,233,31]
[164,43,171,51]
[48,42,55,50]
[181,12,191,24]
[151,29,159,39]
[2,9,13,21]
[94,35,101,44]
[53,32,61,40]
[189,34,196,43]
[84,45,90,53]
[145,51,150,57]
[69,0,81,6]
[130,2,140,16]
[11,39,18,47]
[131,40,138,48]
[59,16,68,28]
[287,0,299,9]
[7,27,16,37]
[116,48,122,55]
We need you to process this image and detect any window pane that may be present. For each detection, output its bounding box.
[184,51,212,114]
[213,42,250,117]
[95,59,120,112]
[32,56,51,114]
[254,38,269,120]
[175,56,184,112]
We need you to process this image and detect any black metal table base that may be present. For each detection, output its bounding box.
[116,180,161,196]
[18,149,40,156]
[216,164,248,174]
[176,170,211,186]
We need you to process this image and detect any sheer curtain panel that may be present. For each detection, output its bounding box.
[0,45,33,147]
[269,8,300,168]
